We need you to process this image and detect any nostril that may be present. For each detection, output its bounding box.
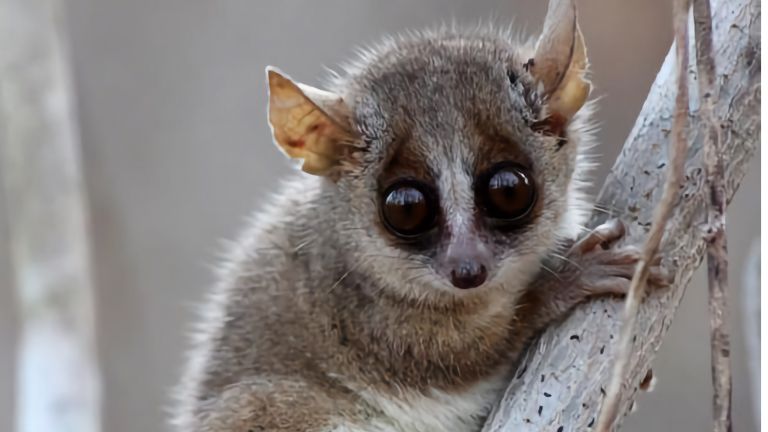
[449,262,488,289]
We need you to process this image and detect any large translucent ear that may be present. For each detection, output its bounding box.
[266,67,356,176]
[530,0,590,122]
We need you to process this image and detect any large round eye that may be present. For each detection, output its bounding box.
[479,164,537,223]
[381,181,438,238]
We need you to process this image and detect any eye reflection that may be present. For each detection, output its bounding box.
[381,181,437,238]
[479,163,537,223]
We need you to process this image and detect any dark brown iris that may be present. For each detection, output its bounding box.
[381,181,437,238]
[480,164,537,223]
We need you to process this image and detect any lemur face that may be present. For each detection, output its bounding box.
[267,4,594,303]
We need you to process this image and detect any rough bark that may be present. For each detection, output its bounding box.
[692,0,734,429]
[481,0,760,429]
[596,0,691,429]
[0,0,101,431]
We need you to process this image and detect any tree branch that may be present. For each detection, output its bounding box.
[481,0,760,429]
[0,0,101,430]
[595,0,691,429]
[692,0,734,429]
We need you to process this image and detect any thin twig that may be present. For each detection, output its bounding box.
[692,0,733,430]
[594,0,691,430]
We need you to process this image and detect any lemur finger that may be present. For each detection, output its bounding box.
[592,248,664,267]
[570,218,626,255]
[592,247,640,265]
[581,276,631,297]
[586,258,670,287]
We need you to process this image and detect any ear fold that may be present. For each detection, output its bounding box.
[266,67,356,176]
[530,0,590,122]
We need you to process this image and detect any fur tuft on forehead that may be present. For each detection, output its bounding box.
[324,25,537,116]
[327,24,531,83]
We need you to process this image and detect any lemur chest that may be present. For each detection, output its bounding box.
[338,372,509,432]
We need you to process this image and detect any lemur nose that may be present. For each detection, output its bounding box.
[450,261,488,289]
[441,226,493,289]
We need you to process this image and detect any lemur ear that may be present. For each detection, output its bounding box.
[530,0,590,122]
[266,67,356,176]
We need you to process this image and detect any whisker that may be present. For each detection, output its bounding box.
[549,252,582,270]
[538,263,562,281]
[326,256,373,295]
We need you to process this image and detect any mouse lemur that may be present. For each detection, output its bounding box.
[172,0,668,431]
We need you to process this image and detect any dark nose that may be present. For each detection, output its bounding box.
[450,261,488,289]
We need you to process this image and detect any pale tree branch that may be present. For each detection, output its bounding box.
[595,0,691,429]
[481,0,760,429]
[0,0,101,431]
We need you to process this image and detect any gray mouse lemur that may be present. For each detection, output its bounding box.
[172,0,667,431]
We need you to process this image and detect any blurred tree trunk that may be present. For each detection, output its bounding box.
[742,239,760,427]
[482,0,760,429]
[0,1,101,431]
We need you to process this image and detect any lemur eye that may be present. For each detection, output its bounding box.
[381,181,438,238]
[479,164,537,223]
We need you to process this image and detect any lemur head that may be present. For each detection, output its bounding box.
[266,0,595,303]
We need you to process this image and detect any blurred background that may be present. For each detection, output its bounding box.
[0,0,760,431]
